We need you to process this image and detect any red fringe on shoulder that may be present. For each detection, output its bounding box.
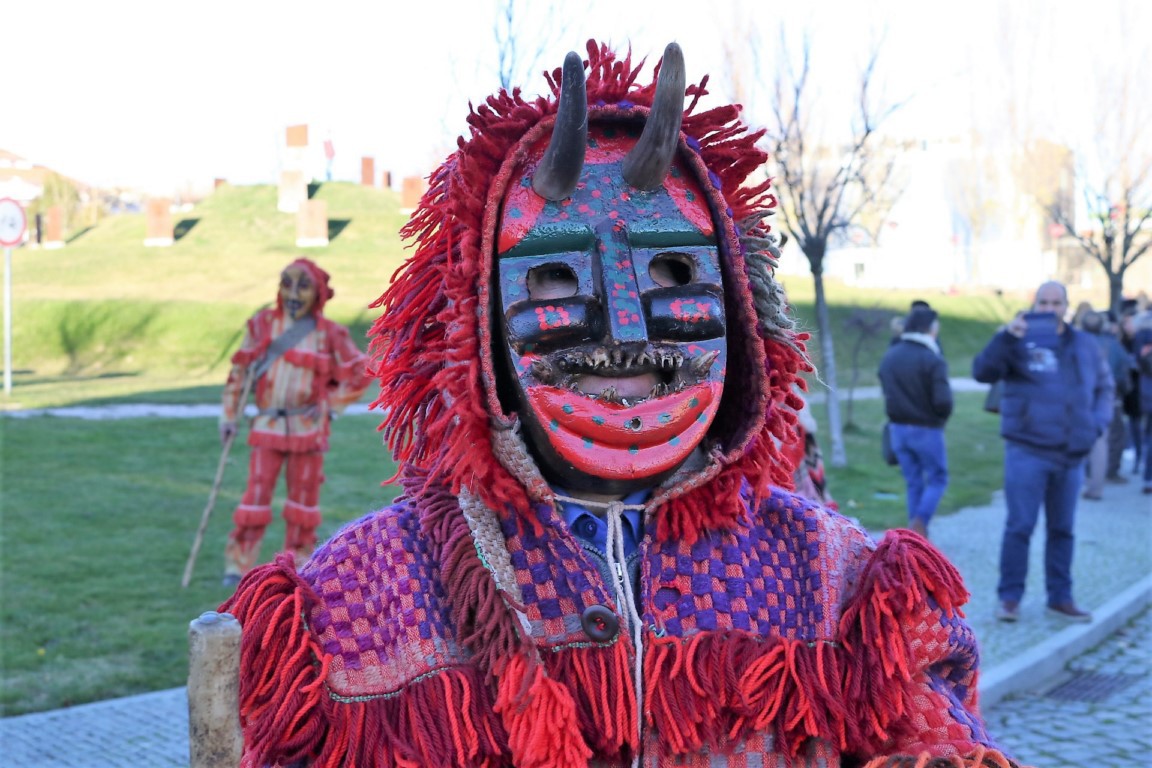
[644,530,974,759]
[220,554,508,768]
[838,530,970,753]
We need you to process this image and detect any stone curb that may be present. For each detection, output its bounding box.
[977,573,1152,709]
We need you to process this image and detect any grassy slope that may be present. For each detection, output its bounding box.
[5,182,409,409]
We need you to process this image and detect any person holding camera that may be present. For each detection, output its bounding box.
[973,281,1113,624]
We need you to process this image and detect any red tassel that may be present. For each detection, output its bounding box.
[495,654,592,768]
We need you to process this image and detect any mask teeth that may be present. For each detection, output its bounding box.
[650,381,671,397]
[636,351,655,367]
[690,350,720,376]
[557,353,580,371]
[591,349,610,369]
[530,358,557,383]
[597,386,621,404]
[611,349,624,366]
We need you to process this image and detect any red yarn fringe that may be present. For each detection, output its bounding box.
[645,630,851,758]
[220,554,508,768]
[644,531,972,759]
[494,654,592,768]
[861,746,1021,767]
[543,640,639,760]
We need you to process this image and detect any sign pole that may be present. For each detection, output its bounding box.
[0,197,28,396]
[3,246,10,395]
[0,198,27,396]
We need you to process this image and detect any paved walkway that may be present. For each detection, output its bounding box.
[2,399,1149,766]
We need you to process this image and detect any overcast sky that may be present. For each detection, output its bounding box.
[4,0,1141,195]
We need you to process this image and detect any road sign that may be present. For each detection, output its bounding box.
[0,198,27,247]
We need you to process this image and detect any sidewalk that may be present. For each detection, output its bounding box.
[1,450,1148,766]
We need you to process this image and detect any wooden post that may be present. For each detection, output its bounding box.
[187,611,243,767]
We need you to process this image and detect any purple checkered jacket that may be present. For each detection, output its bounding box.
[224,479,1012,768]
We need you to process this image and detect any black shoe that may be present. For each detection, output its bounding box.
[1046,602,1092,622]
[1105,474,1128,484]
[995,601,1020,622]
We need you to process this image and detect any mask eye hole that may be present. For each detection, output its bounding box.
[649,253,695,287]
[527,264,579,300]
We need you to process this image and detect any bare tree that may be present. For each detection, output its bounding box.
[493,0,568,92]
[1043,163,1152,315]
[985,0,1152,315]
[762,34,904,466]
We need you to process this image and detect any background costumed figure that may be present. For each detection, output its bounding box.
[220,258,370,585]
[222,42,1027,767]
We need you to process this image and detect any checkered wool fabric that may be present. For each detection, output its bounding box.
[221,485,1014,767]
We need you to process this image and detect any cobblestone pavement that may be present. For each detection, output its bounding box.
[982,605,1152,768]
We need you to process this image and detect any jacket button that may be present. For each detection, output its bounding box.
[580,605,620,642]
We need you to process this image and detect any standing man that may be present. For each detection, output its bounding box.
[221,42,1024,767]
[220,258,370,586]
[878,307,952,538]
[973,281,1112,623]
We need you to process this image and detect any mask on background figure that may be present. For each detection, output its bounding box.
[279,263,318,321]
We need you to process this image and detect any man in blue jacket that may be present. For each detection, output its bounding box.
[973,281,1113,623]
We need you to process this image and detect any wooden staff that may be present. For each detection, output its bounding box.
[182,370,254,588]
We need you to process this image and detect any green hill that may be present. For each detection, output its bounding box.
[4,182,411,408]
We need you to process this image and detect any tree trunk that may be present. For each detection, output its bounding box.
[1109,269,1126,317]
[812,269,848,467]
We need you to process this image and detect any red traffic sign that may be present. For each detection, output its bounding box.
[0,198,27,247]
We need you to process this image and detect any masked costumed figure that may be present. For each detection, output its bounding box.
[223,43,1023,767]
[220,258,371,584]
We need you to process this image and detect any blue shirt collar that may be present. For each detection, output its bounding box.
[553,487,649,556]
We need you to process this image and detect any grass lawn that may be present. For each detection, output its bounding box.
[0,413,400,716]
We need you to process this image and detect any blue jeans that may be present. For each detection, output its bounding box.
[998,442,1082,606]
[1143,413,1152,483]
[889,423,948,526]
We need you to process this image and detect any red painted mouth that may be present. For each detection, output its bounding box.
[526,382,722,480]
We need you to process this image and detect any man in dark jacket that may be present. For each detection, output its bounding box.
[972,281,1113,624]
[878,307,953,538]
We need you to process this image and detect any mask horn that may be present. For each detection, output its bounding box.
[622,43,686,190]
[532,51,588,201]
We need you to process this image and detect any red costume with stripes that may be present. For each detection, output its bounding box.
[221,258,370,579]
